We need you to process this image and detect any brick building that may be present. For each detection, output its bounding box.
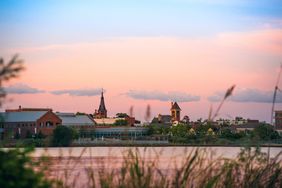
[171,102,181,122]
[0,108,61,139]
[275,111,282,129]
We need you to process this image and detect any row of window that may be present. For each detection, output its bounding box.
[15,122,59,128]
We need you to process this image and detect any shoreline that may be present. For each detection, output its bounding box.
[1,143,282,148]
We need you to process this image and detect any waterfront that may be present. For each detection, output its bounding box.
[32,146,282,159]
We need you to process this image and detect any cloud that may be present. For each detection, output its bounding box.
[126,90,200,102]
[4,83,45,94]
[51,88,103,96]
[208,88,282,103]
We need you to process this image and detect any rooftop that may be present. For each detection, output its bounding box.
[171,102,181,110]
[56,113,95,126]
[0,111,49,122]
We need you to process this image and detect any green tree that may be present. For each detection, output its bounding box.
[14,132,20,139]
[35,131,46,139]
[116,113,129,118]
[253,124,280,141]
[25,130,33,139]
[52,126,76,146]
[114,119,128,126]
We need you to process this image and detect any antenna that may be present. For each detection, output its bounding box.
[271,63,282,125]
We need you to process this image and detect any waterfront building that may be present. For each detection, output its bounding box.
[56,112,95,130]
[0,108,61,138]
[94,127,148,139]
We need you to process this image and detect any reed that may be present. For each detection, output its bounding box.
[43,147,282,188]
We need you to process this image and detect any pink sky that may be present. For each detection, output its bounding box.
[2,29,282,122]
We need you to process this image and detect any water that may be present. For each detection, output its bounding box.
[32,146,282,159]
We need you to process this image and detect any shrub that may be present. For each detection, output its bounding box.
[253,124,280,141]
[114,119,128,126]
[52,126,76,147]
[0,148,52,188]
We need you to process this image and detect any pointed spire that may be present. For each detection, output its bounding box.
[171,102,181,110]
[97,89,107,118]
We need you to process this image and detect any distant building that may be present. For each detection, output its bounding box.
[94,118,117,125]
[94,115,135,127]
[231,117,248,125]
[0,108,61,138]
[56,113,95,130]
[94,90,107,119]
[151,102,183,126]
[6,106,52,112]
[275,111,282,129]
[216,118,231,126]
[171,102,181,122]
[94,127,148,139]
[216,117,255,126]
[151,114,172,125]
[234,122,262,132]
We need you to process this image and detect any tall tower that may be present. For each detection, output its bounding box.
[94,89,107,118]
[171,102,181,122]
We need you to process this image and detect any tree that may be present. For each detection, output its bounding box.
[14,132,20,139]
[25,130,33,139]
[114,119,128,126]
[116,113,129,118]
[253,124,280,141]
[52,126,76,146]
[35,131,46,139]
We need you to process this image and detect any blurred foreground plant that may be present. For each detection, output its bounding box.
[209,85,236,122]
[0,55,24,106]
[47,147,282,188]
[0,148,53,188]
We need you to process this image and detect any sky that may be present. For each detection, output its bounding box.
[0,0,282,122]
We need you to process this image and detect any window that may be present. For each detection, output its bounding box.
[46,121,54,127]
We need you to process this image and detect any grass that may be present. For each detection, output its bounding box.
[40,147,282,188]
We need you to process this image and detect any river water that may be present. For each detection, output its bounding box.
[32,146,282,159]
[31,147,282,188]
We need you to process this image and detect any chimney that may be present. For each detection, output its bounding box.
[171,102,173,108]
[19,105,22,111]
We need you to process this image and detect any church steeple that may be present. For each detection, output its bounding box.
[94,89,107,118]
[171,102,181,122]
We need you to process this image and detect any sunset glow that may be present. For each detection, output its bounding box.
[1,0,282,122]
